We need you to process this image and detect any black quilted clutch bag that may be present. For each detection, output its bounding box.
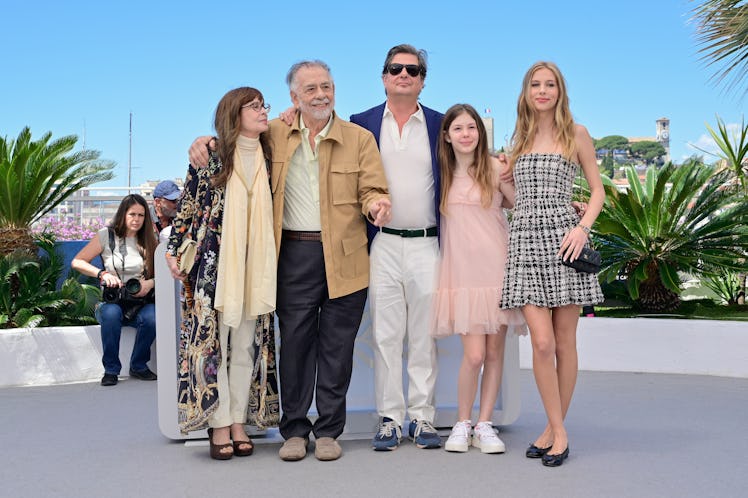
[562,247,601,274]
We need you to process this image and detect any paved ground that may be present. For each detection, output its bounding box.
[1,370,746,498]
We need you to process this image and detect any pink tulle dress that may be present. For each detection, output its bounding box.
[432,173,526,337]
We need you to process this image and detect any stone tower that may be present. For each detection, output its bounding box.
[656,117,670,163]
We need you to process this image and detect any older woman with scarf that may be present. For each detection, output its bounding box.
[166,87,278,460]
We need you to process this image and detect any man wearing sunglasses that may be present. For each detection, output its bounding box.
[350,44,444,452]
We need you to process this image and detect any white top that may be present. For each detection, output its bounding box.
[282,114,333,231]
[378,103,436,229]
[97,227,145,282]
[159,225,172,246]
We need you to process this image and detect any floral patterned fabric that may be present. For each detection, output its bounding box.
[168,154,277,434]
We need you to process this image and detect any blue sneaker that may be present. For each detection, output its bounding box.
[372,417,402,451]
[408,419,442,449]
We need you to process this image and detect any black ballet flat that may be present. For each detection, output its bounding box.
[541,446,569,467]
[526,443,552,459]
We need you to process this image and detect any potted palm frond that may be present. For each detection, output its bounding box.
[0,127,114,256]
[594,161,748,312]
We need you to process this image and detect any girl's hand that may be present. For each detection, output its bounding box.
[571,201,587,217]
[558,225,589,262]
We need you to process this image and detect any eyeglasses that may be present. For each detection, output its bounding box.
[386,63,423,77]
[242,101,271,113]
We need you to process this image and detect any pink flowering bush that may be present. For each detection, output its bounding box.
[31,216,106,241]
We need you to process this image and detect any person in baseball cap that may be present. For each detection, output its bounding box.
[152,180,181,242]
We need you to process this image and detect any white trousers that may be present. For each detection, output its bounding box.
[209,316,256,428]
[369,232,439,426]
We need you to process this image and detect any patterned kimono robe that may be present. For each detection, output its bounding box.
[168,154,278,434]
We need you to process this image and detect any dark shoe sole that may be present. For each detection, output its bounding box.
[413,441,442,449]
[542,447,569,467]
[101,374,118,386]
[372,443,400,451]
[526,443,552,458]
[129,369,157,381]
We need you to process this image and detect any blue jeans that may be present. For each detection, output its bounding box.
[95,302,156,375]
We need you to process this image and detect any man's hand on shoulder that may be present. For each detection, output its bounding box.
[278,106,298,126]
[188,136,216,168]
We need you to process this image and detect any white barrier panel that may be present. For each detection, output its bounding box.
[155,243,520,440]
[519,316,748,378]
[0,324,156,388]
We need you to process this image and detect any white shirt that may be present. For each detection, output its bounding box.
[97,227,145,282]
[159,225,172,246]
[379,103,436,229]
[282,114,333,231]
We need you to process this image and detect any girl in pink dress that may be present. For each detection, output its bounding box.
[432,104,525,454]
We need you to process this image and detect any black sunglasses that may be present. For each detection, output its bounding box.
[385,63,423,77]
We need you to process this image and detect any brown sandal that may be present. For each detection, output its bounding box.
[232,435,254,457]
[208,428,234,460]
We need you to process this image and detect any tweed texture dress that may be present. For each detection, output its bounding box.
[500,153,604,309]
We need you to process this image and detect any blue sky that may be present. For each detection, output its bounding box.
[1,0,743,187]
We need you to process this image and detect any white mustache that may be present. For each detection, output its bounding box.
[310,98,330,106]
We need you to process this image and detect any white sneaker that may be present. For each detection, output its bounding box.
[445,420,471,452]
[472,421,506,453]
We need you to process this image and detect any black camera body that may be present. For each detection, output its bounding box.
[102,278,141,302]
[102,278,147,321]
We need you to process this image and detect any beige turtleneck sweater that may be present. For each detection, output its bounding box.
[214,134,276,328]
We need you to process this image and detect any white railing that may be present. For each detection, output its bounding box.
[36,184,170,228]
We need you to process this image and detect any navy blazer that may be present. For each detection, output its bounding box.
[350,102,444,245]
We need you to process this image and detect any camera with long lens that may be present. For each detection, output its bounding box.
[102,278,141,302]
[101,278,146,321]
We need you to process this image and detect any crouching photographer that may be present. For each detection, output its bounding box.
[72,194,158,386]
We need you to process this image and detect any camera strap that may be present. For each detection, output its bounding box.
[107,227,127,281]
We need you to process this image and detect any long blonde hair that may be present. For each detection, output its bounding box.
[509,61,575,165]
[438,104,494,215]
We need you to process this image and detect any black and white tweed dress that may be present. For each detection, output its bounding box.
[500,153,604,309]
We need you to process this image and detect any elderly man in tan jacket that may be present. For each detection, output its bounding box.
[189,60,390,462]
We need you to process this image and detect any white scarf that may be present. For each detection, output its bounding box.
[214,135,276,328]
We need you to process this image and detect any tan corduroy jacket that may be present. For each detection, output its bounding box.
[268,112,389,299]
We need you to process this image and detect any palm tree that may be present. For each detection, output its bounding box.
[705,116,747,197]
[691,0,748,96]
[705,116,748,302]
[0,127,114,256]
[595,162,748,312]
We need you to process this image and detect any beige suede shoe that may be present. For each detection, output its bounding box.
[279,437,308,461]
[314,437,342,461]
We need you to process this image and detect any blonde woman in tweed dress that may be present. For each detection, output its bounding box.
[500,62,604,467]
